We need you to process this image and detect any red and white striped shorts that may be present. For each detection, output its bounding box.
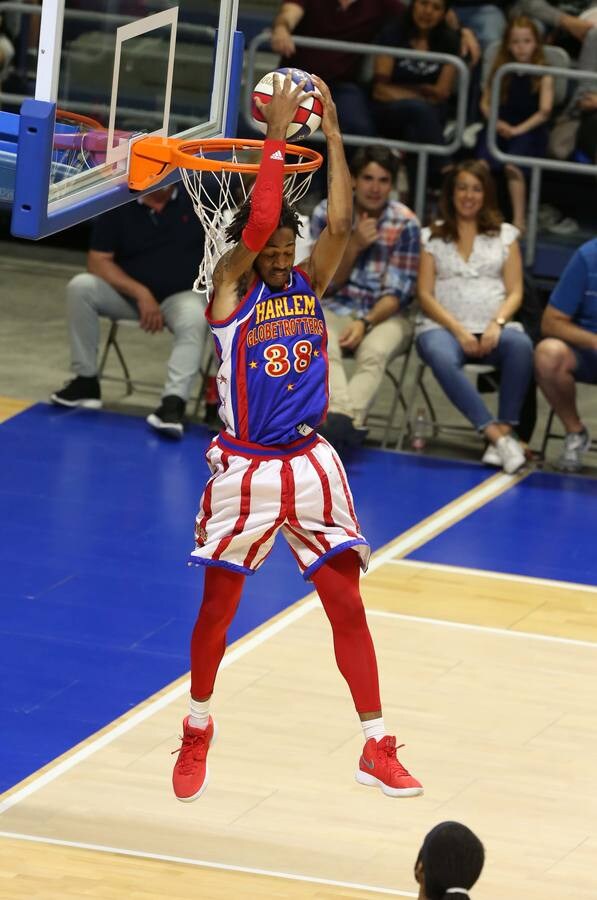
[189,431,370,580]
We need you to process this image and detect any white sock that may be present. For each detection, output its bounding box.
[189,697,211,730]
[362,716,386,743]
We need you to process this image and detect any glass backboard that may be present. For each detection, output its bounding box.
[10,0,242,238]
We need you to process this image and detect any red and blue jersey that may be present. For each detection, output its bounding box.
[206,267,329,446]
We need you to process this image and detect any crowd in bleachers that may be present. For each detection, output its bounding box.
[2,1,595,473]
[254,1,597,472]
[267,0,597,228]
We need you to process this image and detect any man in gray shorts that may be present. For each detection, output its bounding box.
[51,185,207,439]
[535,237,597,471]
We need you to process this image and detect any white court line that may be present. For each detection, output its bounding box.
[0,473,513,816]
[0,470,521,897]
[367,608,597,649]
[388,557,597,594]
[362,472,516,571]
[0,597,318,816]
[0,831,416,898]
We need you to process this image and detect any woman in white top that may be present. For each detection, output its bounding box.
[416,160,533,473]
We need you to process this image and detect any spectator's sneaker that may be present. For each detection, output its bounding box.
[356,735,423,798]
[462,121,484,148]
[495,435,526,474]
[318,412,353,453]
[147,395,185,439]
[172,716,217,801]
[50,376,102,409]
[481,443,501,467]
[538,203,561,228]
[319,413,369,454]
[556,428,591,473]
[547,216,579,236]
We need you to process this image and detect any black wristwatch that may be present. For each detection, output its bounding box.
[358,314,374,335]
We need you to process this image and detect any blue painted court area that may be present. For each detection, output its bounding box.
[0,403,489,792]
[408,470,597,585]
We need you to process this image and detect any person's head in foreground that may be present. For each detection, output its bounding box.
[414,821,485,900]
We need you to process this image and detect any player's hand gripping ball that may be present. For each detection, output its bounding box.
[251,68,323,141]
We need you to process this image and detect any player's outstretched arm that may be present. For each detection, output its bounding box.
[303,76,353,298]
[211,73,311,320]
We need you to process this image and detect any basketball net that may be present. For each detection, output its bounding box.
[178,141,321,298]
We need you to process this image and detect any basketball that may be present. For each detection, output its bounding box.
[251,68,323,141]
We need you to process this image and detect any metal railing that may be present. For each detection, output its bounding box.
[0,2,215,135]
[0,2,215,40]
[488,61,597,267]
[245,31,470,221]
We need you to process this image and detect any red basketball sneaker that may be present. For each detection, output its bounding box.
[356,735,423,797]
[172,716,217,801]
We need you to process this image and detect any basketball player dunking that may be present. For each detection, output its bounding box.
[172,73,423,801]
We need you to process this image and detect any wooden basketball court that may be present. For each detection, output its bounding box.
[2,426,596,900]
[3,0,597,894]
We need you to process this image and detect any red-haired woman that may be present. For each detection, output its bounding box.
[478,16,554,232]
[416,160,533,473]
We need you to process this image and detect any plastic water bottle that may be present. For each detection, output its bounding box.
[411,407,431,451]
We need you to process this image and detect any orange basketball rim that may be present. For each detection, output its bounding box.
[128,135,323,192]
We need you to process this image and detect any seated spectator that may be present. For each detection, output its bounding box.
[451,0,508,49]
[477,17,554,233]
[51,185,208,440]
[414,821,485,899]
[575,92,597,159]
[416,160,533,473]
[372,0,462,202]
[270,0,403,138]
[310,145,420,452]
[557,28,597,162]
[514,0,595,47]
[534,238,597,471]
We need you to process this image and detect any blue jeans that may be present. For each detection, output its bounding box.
[332,82,377,138]
[452,4,506,49]
[416,326,534,431]
[373,98,447,196]
[66,273,207,401]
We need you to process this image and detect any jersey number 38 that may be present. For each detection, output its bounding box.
[264,340,313,377]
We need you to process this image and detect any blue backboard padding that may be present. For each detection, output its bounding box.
[0,148,17,206]
[0,110,19,142]
[0,112,18,205]
[0,403,489,791]
[10,31,245,240]
[407,470,597,585]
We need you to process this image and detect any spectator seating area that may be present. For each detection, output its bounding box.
[1,0,596,471]
[239,0,597,276]
[2,1,596,268]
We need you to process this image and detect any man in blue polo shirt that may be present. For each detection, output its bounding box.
[51,185,207,439]
[534,238,597,471]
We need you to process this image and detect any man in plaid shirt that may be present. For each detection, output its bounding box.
[310,145,420,451]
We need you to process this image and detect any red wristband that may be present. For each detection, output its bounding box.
[242,138,286,253]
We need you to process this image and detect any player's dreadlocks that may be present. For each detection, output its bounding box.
[225,197,302,246]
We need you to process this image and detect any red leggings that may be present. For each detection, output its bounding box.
[190,550,381,714]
